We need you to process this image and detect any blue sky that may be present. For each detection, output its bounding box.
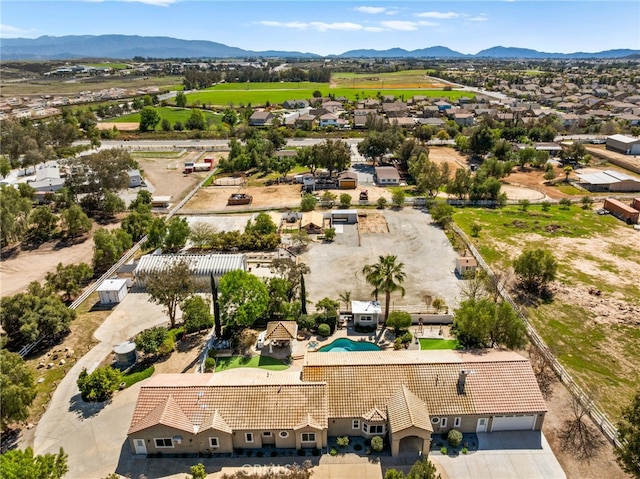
[1,1,639,55]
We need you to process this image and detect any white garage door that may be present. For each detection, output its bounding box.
[491,415,536,431]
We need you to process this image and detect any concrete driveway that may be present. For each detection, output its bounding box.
[33,293,170,479]
[431,431,566,479]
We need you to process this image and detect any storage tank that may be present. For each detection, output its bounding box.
[114,341,137,367]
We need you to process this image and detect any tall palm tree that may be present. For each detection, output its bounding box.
[338,290,352,312]
[362,255,406,321]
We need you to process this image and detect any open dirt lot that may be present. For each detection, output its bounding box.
[300,208,462,312]
[428,146,467,171]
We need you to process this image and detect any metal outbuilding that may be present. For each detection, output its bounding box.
[134,254,247,288]
[606,134,640,155]
[97,278,129,305]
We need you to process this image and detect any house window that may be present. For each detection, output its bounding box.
[360,315,372,322]
[154,438,173,448]
[209,437,219,448]
[369,425,385,434]
[352,420,360,429]
[431,417,440,424]
[454,417,461,428]
[263,431,272,437]
[362,423,368,433]
[441,418,448,428]
[245,433,254,443]
[301,433,316,443]
[279,431,289,438]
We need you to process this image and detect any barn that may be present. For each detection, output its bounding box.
[576,170,640,192]
[606,134,640,155]
[134,254,247,288]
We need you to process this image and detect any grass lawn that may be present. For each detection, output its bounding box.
[215,355,289,372]
[122,365,155,388]
[419,338,460,350]
[453,204,640,419]
[86,62,130,70]
[553,183,584,195]
[185,82,471,107]
[110,106,222,129]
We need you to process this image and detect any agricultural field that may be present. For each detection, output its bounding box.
[453,204,640,420]
[85,62,130,70]
[330,69,446,89]
[110,106,222,129]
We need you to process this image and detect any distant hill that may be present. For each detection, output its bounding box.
[1,35,638,60]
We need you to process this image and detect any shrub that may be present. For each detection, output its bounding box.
[339,193,352,208]
[541,200,551,212]
[371,436,384,452]
[158,336,175,355]
[448,429,463,447]
[77,366,122,402]
[337,436,349,448]
[394,338,403,350]
[559,197,572,209]
[461,447,468,454]
[317,323,331,337]
[136,326,169,354]
[330,448,338,456]
[440,446,448,455]
[401,332,413,344]
[376,197,387,209]
[300,194,317,212]
[204,357,215,372]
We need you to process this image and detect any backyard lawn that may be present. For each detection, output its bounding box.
[419,339,460,350]
[215,355,289,372]
[110,106,222,129]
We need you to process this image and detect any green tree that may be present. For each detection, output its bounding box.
[129,189,153,213]
[136,326,169,354]
[182,296,213,334]
[222,108,238,126]
[121,210,152,241]
[77,365,122,402]
[101,191,126,218]
[391,188,405,208]
[141,258,196,328]
[362,255,406,321]
[28,206,58,243]
[615,390,640,478]
[469,125,495,156]
[45,262,93,301]
[219,270,269,327]
[430,202,454,227]
[386,311,412,334]
[339,193,352,208]
[139,106,161,132]
[163,216,190,252]
[323,227,336,242]
[407,457,442,479]
[186,108,207,130]
[160,118,172,131]
[452,298,526,349]
[189,221,217,249]
[92,228,132,274]
[146,216,167,249]
[0,156,11,178]
[513,249,558,294]
[0,447,68,479]
[300,193,317,212]
[248,212,277,235]
[190,463,207,479]
[0,350,37,429]
[175,91,187,108]
[1,185,35,247]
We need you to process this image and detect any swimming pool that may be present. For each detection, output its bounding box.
[318,338,381,352]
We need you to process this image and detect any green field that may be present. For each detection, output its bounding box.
[215,355,289,372]
[187,77,473,106]
[332,69,442,89]
[110,106,222,129]
[419,339,460,350]
[86,62,130,70]
[453,204,640,419]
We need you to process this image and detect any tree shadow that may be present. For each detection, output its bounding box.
[68,392,110,420]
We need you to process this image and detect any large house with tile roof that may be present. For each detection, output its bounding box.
[127,350,546,457]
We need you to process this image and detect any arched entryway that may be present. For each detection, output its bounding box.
[398,435,424,455]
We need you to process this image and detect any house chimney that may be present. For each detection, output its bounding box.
[457,369,468,394]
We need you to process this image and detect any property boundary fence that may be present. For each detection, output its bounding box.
[451,223,621,448]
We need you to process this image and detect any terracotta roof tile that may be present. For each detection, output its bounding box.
[387,385,433,434]
[362,407,387,422]
[265,321,298,341]
[128,395,194,434]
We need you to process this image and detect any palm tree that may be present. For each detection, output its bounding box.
[362,255,406,321]
[338,290,352,312]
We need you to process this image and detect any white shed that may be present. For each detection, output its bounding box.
[97,278,129,305]
[351,300,382,326]
[330,209,358,225]
[455,256,478,277]
[128,169,142,188]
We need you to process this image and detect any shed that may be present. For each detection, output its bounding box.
[337,171,358,189]
[374,166,401,186]
[134,254,247,288]
[606,134,640,155]
[114,341,137,367]
[128,169,142,188]
[301,211,325,234]
[455,257,478,277]
[151,196,172,208]
[351,300,382,326]
[330,209,358,225]
[97,278,129,305]
[264,321,298,353]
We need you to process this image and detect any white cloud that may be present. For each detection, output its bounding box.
[353,6,386,14]
[0,24,38,38]
[364,26,386,32]
[258,21,364,32]
[467,14,489,22]
[417,20,439,27]
[415,11,460,19]
[380,20,419,31]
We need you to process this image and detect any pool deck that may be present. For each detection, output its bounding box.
[261,323,454,371]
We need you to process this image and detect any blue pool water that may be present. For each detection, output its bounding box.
[318,338,381,352]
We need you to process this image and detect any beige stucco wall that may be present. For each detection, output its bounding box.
[391,425,432,457]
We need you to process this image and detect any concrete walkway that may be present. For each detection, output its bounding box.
[32,293,170,479]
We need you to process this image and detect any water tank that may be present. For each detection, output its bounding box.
[114,341,137,367]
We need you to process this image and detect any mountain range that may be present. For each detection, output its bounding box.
[2,35,638,60]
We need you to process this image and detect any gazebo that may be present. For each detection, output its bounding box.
[264,321,298,354]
